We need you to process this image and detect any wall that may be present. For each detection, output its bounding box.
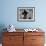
[0,0,46,30]
[0,0,46,44]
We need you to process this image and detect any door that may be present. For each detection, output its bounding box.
[31,35,45,46]
[24,33,32,46]
[3,32,24,46]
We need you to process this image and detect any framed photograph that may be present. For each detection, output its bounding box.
[17,7,35,22]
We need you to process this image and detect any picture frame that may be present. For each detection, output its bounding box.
[17,7,35,22]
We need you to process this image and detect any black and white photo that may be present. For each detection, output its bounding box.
[17,7,35,22]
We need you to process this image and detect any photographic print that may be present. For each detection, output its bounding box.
[17,7,35,22]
